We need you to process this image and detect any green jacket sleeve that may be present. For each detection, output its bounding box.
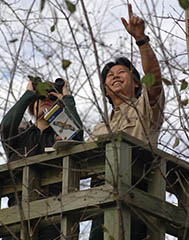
[1,90,37,141]
[62,95,83,141]
[62,95,83,129]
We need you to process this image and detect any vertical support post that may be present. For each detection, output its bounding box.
[61,156,80,240]
[104,140,131,240]
[20,166,40,240]
[147,159,166,240]
[185,9,189,64]
[176,173,189,240]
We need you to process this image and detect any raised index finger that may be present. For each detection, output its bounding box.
[128,3,133,19]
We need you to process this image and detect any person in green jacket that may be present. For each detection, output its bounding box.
[1,78,83,162]
[1,78,83,239]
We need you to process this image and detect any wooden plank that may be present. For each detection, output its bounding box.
[0,184,189,237]
[105,141,131,186]
[0,132,189,174]
[62,156,80,194]
[20,166,40,239]
[147,159,166,239]
[1,132,189,240]
[0,142,99,172]
[185,9,189,63]
[0,185,114,226]
[0,154,183,200]
[104,141,131,240]
[122,184,189,236]
[0,207,186,238]
[61,156,80,240]
[0,208,104,237]
[98,131,189,170]
[176,171,189,240]
[0,159,105,197]
[0,133,188,198]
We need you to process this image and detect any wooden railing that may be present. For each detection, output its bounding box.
[0,132,189,239]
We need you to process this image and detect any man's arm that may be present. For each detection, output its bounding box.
[121,4,163,106]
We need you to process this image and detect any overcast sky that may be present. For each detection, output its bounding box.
[0,0,188,159]
[0,1,186,239]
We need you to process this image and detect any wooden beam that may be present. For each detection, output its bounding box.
[176,171,189,240]
[0,184,189,237]
[97,131,189,170]
[0,132,188,174]
[104,141,132,240]
[0,142,99,172]
[147,159,166,239]
[0,185,114,228]
[21,166,40,239]
[185,9,189,63]
[0,158,105,197]
[61,156,80,240]
[1,132,189,239]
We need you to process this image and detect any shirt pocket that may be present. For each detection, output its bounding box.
[119,117,136,131]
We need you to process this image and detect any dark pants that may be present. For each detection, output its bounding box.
[89,214,147,240]
[89,215,104,240]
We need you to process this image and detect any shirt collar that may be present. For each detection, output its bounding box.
[110,97,138,120]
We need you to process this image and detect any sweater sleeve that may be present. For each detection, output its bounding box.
[62,95,83,128]
[1,90,37,141]
[62,95,83,141]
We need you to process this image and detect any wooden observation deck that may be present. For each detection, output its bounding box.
[0,132,189,239]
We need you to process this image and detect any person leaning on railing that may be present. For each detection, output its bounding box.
[88,3,165,240]
[1,78,83,240]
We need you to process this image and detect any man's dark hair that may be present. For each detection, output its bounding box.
[101,57,142,105]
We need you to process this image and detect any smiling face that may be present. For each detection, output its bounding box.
[105,65,138,105]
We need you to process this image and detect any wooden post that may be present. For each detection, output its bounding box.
[104,140,131,240]
[176,172,189,240]
[61,156,80,240]
[185,9,189,64]
[21,166,40,240]
[147,159,166,240]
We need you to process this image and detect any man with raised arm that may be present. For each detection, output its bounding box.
[89,4,164,146]
[89,3,165,240]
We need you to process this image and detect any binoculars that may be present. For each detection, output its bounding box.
[53,78,65,93]
[32,77,65,94]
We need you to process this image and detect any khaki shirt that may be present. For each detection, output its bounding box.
[89,85,165,146]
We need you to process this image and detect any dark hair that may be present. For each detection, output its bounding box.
[28,98,38,115]
[28,80,55,116]
[101,57,142,105]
